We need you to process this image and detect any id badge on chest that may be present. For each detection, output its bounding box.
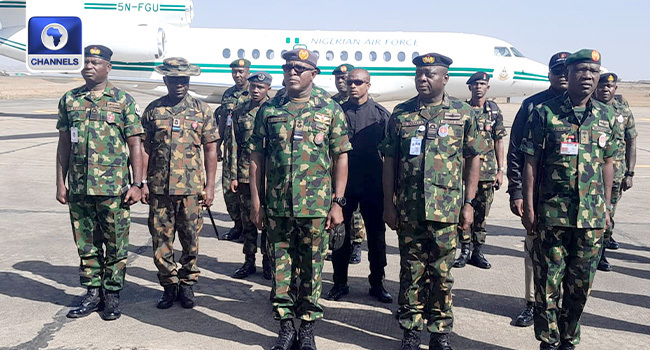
[172,118,181,132]
[70,127,79,143]
[226,113,232,126]
[560,142,579,155]
[410,137,422,156]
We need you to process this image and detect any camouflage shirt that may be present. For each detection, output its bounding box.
[610,99,637,181]
[230,98,268,183]
[468,100,507,181]
[216,85,250,180]
[249,88,352,218]
[56,83,143,196]
[380,93,481,223]
[142,94,218,195]
[520,93,622,229]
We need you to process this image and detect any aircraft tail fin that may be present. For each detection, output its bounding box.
[0,0,26,29]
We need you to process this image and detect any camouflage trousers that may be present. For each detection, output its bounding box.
[68,194,130,291]
[148,194,203,286]
[604,178,624,243]
[397,220,457,333]
[532,226,603,345]
[459,181,494,245]
[221,158,241,223]
[238,184,269,258]
[267,216,328,321]
[352,209,366,244]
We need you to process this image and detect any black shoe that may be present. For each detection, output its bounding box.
[324,284,349,301]
[67,287,101,318]
[597,249,612,272]
[178,284,195,309]
[558,342,575,350]
[324,251,332,261]
[100,290,121,321]
[349,243,362,264]
[298,320,316,350]
[157,284,178,309]
[223,223,243,241]
[270,319,297,350]
[469,245,492,269]
[515,301,534,327]
[453,244,470,268]
[399,329,421,350]
[429,333,452,350]
[262,256,273,280]
[369,284,393,303]
[606,237,619,250]
[233,258,257,279]
[540,342,558,350]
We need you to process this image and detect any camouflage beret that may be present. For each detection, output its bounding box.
[155,57,201,76]
[84,45,112,61]
[282,48,319,72]
[599,72,618,84]
[548,51,570,69]
[412,52,453,68]
[565,49,601,67]
[466,71,490,85]
[332,64,354,75]
[248,71,272,85]
[230,59,251,68]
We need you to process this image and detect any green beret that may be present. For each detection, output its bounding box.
[599,72,618,84]
[412,52,453,68]
[466,71,490,85]
[155,57,201,76]
[84,45,112,61]
[565,49,601,66]
[332,64,354,75]
[230,59,251,68]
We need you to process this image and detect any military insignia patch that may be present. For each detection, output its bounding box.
[90,47,100,55]
[422,55,435,64]
[438,124,449,137]
[591,50,600,62]
[418,125,425,132]
[598,120,609,128]
[238,59,245,66]
[340,65,347,73]
[485,124,491,131]
[443,113,461,120]
[298,49,309,60]
[608,74,615,82]
[313,113,331,125]
[315,132,324,145]
[598,133,607,148]
[617,115,624,123]
[192,121,198,129]
[258,74,265,81]
[268,116,287,123]
[106,112,115,123]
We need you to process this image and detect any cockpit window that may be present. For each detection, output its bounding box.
[510,47,525,57]
[494,47,512,57]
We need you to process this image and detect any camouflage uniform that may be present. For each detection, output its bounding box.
[56,83,143,291]
[380,93,480,333]
[520,93,622,345]
[331,92,348,105]
[250,88,352,321]
[216,86,249,226]
[459,101,506,246]
[142,94,218,286]
[604,98,637,243]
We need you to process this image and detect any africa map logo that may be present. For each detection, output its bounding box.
[27,16,82,72]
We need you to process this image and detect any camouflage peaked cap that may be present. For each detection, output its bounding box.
[155,57,201,76]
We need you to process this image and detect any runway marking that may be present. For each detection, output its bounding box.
[639,118,650,121]
[636,165,650,168]
[32,110,57,114]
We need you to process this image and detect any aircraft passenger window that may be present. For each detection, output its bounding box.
[369,51,377,61]
[281,49,287,57]
[383,51,391,61]
[237,49,245,58]
[266,50,274,59]
[252,49,260,59]
[340,51,348,61]
[355,51,362,61]
[326,51,334,61]
[494,47,512,57]
[412,52,419,59]
[313,50,320,58]
[223,48,231,59]
[510,47,525,57]
[397,51,405,62]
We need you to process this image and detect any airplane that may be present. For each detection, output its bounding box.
[0,0,551,103]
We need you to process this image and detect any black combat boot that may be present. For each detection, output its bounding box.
[453,244,470,268]
[349,242,362,264]
[324,283,349,301]
[157,284,178,309]
[224,221,243,241]
[429,333,452,350]
[262,255,273,280]
[597,247,612,272]
[399,329,421,350]
[606,237,619,250]
[270,319,296,350]
[100,289,121,321]
[558,341,575,350]
[540,342,558,350]
[67,287,101,318]
[233,254,257,279]
[298,320,316,350]
[178,283,196,308]
[469,244,491,269]
[515,301,535,327]
[369,283,393,303]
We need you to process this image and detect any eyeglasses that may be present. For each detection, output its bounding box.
[347,79,367,86]
[550,67,567,76]
[282,64,314,74]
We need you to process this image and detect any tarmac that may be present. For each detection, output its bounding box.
[0,80,649,350]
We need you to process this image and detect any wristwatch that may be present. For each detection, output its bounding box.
[464,198,478,208]
[141,179,148,184]
[625,171,635,177]
[132,182,144,189]
[333,197,347,207]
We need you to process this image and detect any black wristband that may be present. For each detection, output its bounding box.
[625,171,635,177]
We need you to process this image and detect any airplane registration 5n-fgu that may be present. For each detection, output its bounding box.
[0,0,550,102]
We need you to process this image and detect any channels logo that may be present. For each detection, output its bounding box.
[27,16,82,72]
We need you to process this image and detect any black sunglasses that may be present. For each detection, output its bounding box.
[550,66,567,76]
[282,64,314,74]
[347,79,367,86]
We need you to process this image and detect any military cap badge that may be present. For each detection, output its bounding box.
[422,55,435,64]
[238,59,245,66]
[591,50,600,62]
[298,49,309,60]
[340,65,348,73]
[560,52,567,59]
[608,74,615,82]
[90,47,100,55]
[258,74,265,81]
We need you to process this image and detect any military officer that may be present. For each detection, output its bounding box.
[331,63,354,104]
[141,57,218,309]
[217,58,251,241]
[381,53,481,350]
[229,71,273,280]
[507,51,569,328]
[249,48,351,350]
[594,72,637,271]
[521,49,622,350]
[55,45,144,321]
[453,72,506,269]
